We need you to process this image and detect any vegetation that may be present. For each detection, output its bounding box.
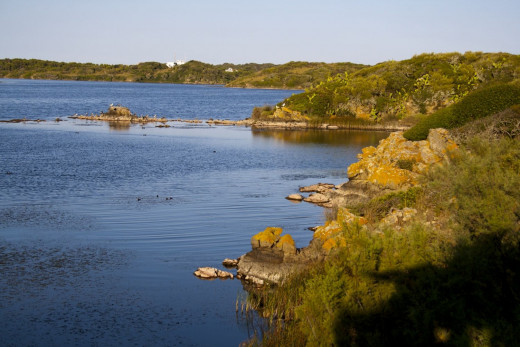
[403,82,520,140]
[0,59,363,89]
[227,61,366,89]
[0,58,273,85]
[244,107,520,346]
[267,52,520,124]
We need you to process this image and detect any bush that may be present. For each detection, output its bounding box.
[404,82,520,140]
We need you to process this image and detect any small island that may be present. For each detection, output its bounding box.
[69,105,168,124]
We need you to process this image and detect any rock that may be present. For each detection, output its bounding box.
[237,227,324,285]
[304,193,330,204]
[327,125,339,130]
[237,245,322,285]
[286,193,304,201]
[193,267,234,279]
[222,258,239,268]
[276,234,296,255]
[346,130,458,191]
[299,183,335,193]
[313,208,368,252]
[251,227,283,249]
[270,106,310,122]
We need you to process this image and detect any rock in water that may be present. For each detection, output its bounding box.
[299,183,335,193]
[286,193,304,201]
[303,193,330,204]
[193,267,234,279]
[222,258,239,268]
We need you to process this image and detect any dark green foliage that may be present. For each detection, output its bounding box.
[404,82,520,140]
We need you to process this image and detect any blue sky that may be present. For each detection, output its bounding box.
[1,0,519,65]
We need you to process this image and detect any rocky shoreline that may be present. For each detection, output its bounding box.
[199,128,458,287]
[61,105,411,131]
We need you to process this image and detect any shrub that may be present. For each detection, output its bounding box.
[404,82,520,140]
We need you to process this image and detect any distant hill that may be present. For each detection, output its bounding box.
[0,59,273,85]
[0,59,364,89]
[226,61,367,89]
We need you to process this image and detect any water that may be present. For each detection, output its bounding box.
[0,79,388,346]
[0,78,301,121]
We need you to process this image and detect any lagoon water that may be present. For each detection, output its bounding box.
[0,79,388,346]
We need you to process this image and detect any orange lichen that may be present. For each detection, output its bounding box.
[313,221,342,242]
[367,165,414,189]
[252,227,282,245]
[347,160,365,178]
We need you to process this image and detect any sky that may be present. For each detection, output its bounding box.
[1,0,519,66]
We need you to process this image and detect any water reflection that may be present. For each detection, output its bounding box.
[251,129,389,146]
[108,121,131,131]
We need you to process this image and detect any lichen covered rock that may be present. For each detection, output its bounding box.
[251,227,283,249]
[270,106,310,122]
[276,234,296,255]
[313,208,367,252]
[347,129,457,190]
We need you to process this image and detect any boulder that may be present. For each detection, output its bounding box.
[222,258,239,268]
[304,193,330,204]
[286,193,304,201]
[346,130,457,191]
[275,234,297,255]
[251,227,283,249]
[299,183,335,193]
[193,267,234,279]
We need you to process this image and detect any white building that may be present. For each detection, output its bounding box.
[166,60,187,68]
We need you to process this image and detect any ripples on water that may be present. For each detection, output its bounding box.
[0,80,388,346]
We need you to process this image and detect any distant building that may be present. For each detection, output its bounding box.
[225,68,235,72]
[166,59,187,68]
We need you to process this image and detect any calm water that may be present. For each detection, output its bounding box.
[0,79,388,346]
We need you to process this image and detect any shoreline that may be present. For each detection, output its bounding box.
[1,115,409,132]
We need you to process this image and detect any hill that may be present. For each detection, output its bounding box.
[226,61,366,89]
[0,59,364,89]
[0,59,273,85]
[269,52,520,123]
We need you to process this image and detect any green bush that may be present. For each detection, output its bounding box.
[404,82,520,140]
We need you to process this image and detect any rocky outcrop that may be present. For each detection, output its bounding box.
[237,227,324,285]
[238,128,458,285]
[347,128,457,189]
[69,105,168,123]
[321,128,458,207]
